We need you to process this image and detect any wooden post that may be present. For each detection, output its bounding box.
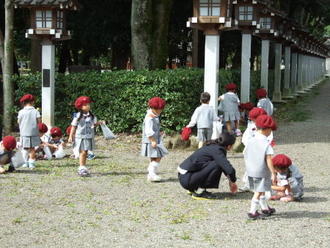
[41,39,55,127]
[260,39,270,91]
[283,46,291,96]
[192,29,199,67]
[290,52,298,94]
[272,42,282,101]
[241,32,252,102]
[297,53,303,90]
[204,31,220,111]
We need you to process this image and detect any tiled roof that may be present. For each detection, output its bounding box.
[14,0,78,8]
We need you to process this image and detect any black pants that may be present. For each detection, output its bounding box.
[178,161,223,191]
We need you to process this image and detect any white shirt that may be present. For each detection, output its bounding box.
[187,104,217,129]
[18,106,41,136]
[257,98,274,116]
[242,120,274,146]
[144,109,159,137]
[244,132,274,178]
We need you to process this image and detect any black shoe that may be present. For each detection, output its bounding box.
[7,165,16,173]
[247,211,262,220]
[192,190,216,200]
[261,208,275,217]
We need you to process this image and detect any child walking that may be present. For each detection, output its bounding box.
[218,83,241,136]
[18,94,41,169]
[68,96,103,176]
[270,154,304,202]
[141,97,167,182]
[187,92,218,148]
[244,115,277,220]
[256,88,274,116]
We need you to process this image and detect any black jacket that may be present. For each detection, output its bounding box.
[179,144,237,182]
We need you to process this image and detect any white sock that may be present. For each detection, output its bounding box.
[78,165,87,171]
[250,198,260,214]
[148,161,159,175]
[22,149,29,163]
[259,196,269,210]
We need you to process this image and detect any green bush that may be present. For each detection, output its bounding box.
[13,68,263,133]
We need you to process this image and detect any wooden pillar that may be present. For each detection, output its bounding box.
[272,42,282,101]
[192,29,199,67]
[240,32,252,102]
[283,46,291,96]
[204,31,220,111]
[41,40,55,127]
[291,52,298,94]
[260,39,270,91]
[297,53,303,90]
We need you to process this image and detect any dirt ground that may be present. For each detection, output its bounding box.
[0,82,330,248]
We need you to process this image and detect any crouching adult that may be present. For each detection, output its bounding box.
[178,132,238,200]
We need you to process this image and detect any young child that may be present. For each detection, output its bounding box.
[240,107,268,192]
[218,83,241,136]
[0,136,17,174]
[187,92,218,148]
[35,122,49,159]
[17,94,41,169]
[66,125,95,160]
[178,132,238,200]
[68,96,103,176]
[270,154,304,202]
[256,88,274,116]
[244,115,277,220]
[42,127,66,160]
[141,97,167,182]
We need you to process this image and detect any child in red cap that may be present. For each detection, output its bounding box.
[218,83,241,136]
[141,97,168,182]
[17,94,41,169]
[0,136,17,173]
[68,96,104,176]
[270,154,304,202]
[244,115,277,220]
[42,127,66,160]
[256,88,274,116]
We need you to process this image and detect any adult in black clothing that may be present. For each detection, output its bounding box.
[178,132,238,200]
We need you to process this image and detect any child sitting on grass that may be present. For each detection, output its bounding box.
[0,136,17,174]
[42,127,66,160]
[270,154,304,202]
[186,92,218,148]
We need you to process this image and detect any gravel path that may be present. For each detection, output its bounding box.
[1,81,330,248]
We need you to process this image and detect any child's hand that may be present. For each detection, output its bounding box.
[151,141,157,148]
[229,182,238,194]
[271,173,277,185]
[68,137,73,144]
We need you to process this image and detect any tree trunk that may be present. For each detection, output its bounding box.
[3,0,14,135]
[131,0,153,70]
[151,0,173,69]
[0,28,4,74]
[30,39,41,72]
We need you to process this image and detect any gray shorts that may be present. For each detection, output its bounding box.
[20,136,41,148]
[248,176,271,192]
[197,128,212,142]
[75,138,95,151]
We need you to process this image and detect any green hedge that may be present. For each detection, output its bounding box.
[13,68,264,133]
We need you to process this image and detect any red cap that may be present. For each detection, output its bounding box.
[249,107,267,120]
[181,127,192,141]
[255,115,277,130]
[38,123,48,133]
[148,97,166,109]
[2,136,17,151]
[74,96,92,110]
[50,127,63,137]
[272,154,292,168]
[256,88,267,99]
[66,125,72,136]
[20,94,35,104]
[225,83,237,91]
[243,102,254,111]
